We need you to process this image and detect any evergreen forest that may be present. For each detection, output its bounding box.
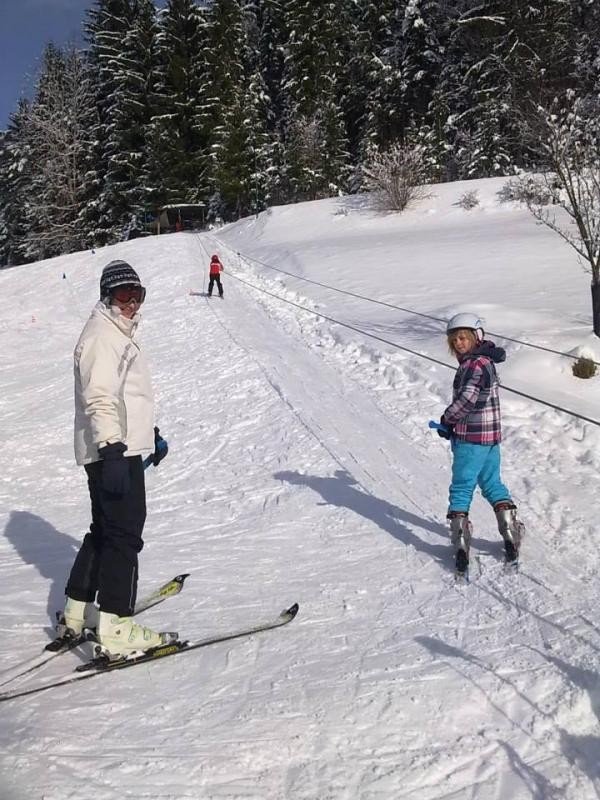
[1,0,599,265]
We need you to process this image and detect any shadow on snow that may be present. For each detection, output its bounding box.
[4,510,80,636]
[273,468,453,569]
[415,635,600,792]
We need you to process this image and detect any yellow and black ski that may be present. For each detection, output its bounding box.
[0,574,190,691]
[0,602,299,703]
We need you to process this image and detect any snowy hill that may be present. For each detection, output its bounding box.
[1,178,599,799]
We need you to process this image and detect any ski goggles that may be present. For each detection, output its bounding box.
[110,284,146,304]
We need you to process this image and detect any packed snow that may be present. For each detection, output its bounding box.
[1,177,599,799]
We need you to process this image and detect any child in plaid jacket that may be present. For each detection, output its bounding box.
[439,313,524,571]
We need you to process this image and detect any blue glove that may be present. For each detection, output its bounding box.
[98,442,130,496]
[151,426,168,467]
[437,416,453,440]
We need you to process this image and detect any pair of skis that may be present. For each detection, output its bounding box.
[0,573,191,691]
[0,574,299,703]
[455,552,520,585]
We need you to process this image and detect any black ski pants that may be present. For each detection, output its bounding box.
[66,456,146,617]
[208,274,223,296]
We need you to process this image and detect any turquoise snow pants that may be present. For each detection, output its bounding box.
[448,440,511,513]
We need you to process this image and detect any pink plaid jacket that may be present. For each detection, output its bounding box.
[442,341,505,445]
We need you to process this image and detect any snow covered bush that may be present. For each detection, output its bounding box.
[456,190,480,210]
[497,177,552,206]
[362,144,429,212]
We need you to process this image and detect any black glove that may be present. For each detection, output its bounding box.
[437,416,454,440]
[151,426,168,467]
[98,442,130,496]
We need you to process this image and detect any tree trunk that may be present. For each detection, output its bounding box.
[592,282,600,337]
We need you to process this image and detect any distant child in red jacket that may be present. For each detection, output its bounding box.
[208,254,224,298]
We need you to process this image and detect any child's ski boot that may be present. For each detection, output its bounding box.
[494,501,524,568]
[448,511,472,582]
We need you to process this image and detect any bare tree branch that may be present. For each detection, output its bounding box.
[514,98,600,283]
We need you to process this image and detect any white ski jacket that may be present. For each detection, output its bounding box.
[74,301,154,465]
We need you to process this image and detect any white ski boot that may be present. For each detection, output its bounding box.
[494,501,524,564]
[96,611,177,659]
[56,597,98,639]
[448,511,472,578]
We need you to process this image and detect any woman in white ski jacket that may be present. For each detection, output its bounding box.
[73,290,155,465]
[58,260,173,657]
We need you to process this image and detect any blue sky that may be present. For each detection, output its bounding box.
[0,0,167,129]
[0,0,90,128]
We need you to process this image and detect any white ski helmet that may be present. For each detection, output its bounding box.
[446,312,484,341]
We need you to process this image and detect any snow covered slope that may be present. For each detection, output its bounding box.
[0,178,599,799]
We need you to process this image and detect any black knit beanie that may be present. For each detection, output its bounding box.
[100,260,141,298]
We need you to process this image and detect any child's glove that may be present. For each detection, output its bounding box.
[437,416,454,440]
[151,426,169,466]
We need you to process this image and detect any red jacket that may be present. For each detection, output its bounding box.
[209,259,223,276]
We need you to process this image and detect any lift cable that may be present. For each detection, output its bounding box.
[228,247,599,367]
[227,270,600,429]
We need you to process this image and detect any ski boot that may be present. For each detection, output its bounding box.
[494,501,524,565]
[448,511,472,580]
[95,611,178,661]
[48,597,98,652]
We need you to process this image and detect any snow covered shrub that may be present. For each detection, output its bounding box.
[572,356,597,379]
[496,181,516,204]
[497,177,551,206]
[362,144,429,212]
[456,190,480,210]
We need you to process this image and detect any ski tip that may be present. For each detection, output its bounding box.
[283,603,299,620]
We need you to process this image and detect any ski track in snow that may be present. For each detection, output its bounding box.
[0,191,599,799]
